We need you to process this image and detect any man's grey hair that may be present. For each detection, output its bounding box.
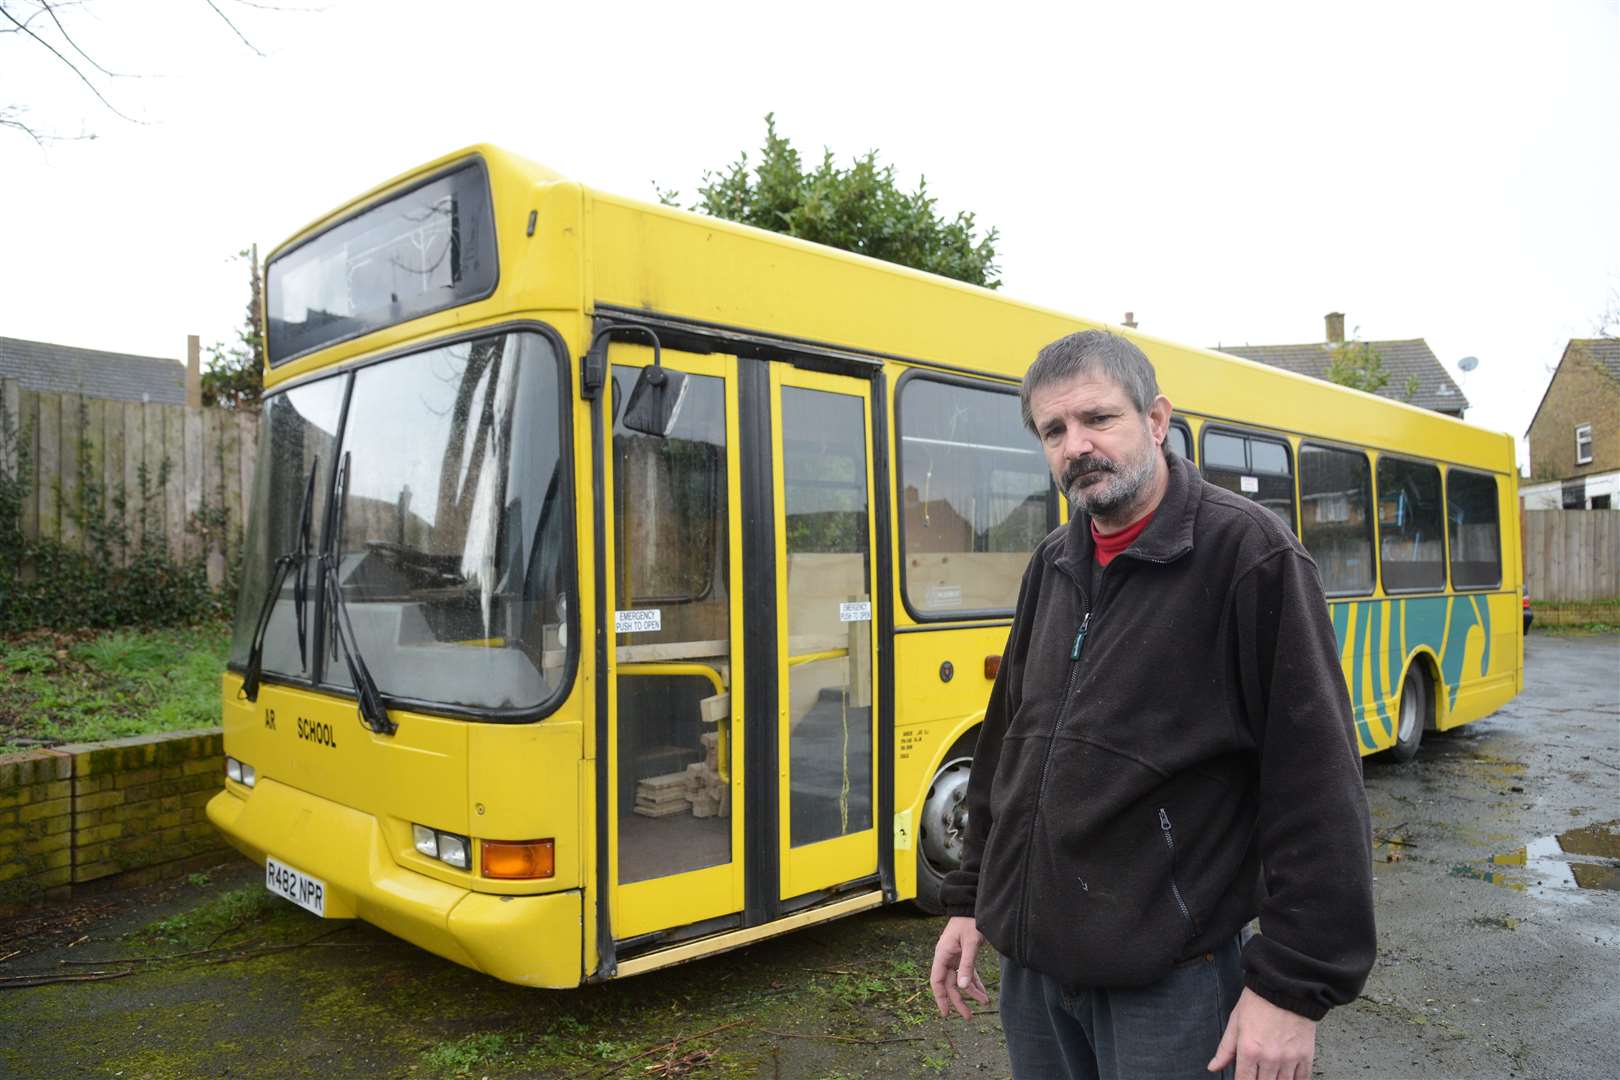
[1019,330,1160,432]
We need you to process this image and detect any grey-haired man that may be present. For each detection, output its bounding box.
[929,330,1375,1080]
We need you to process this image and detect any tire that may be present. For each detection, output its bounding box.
[1382,666,1429,763]
[912,730,977,915]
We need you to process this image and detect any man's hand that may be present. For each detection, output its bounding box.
[1207,987,1316,1079]
[929,915,990,1019]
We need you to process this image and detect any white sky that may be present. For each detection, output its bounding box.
[3,0,1616,468]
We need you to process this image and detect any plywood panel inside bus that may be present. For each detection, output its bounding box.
[903,552,1029,615]
[785,553,871,720]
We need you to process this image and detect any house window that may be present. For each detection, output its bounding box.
[1575,424,1593,466]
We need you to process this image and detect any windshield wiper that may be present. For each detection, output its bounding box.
[320,452,396,736]
[242,458,318,702]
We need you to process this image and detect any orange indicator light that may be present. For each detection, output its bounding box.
[480,839,555,880]
[984,655,1001,680]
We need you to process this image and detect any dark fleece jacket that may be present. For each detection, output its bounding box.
[941,452,1375,1021]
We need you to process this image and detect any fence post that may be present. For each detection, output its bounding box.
[186,335,202,409]
[0,379,17,491]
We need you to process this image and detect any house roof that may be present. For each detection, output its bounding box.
[1213,338,1469,415]
[1524,338,1620,436]
[1572,338,1620,383]
[0,335,186,405]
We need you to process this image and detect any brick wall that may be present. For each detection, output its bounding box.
[0,729,226,913]
[1528,346,1620,481]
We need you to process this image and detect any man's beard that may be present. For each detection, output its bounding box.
[1061,442,1157,520]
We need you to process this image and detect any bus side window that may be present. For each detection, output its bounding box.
[1446,468,1502,589]
[1376,456,1446,593]
[1166,420,1193,465]
[1200,428,1296,533]
[1299,444,1375,595]
[897,375,1051,618]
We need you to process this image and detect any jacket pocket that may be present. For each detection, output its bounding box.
[1157,807,1201,940]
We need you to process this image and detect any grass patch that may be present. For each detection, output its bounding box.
[0,622,230,751]
[135,883,282,947]
[423,1033,514,1077]
[1529,599,1620,633]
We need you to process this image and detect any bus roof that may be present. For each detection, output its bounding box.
[267,144,1517,474]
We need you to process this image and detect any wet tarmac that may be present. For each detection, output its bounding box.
[0,633,1615,1079]
[1325,632,1620,1079]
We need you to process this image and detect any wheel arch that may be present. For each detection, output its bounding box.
[906,712,983,816]
[902,712,983,913]
[1397,647,1444,732]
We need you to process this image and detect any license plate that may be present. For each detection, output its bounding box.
[265,856,327,917]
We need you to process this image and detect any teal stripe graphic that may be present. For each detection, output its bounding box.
[1367,602,1393,739]
[1328,593,1495,751]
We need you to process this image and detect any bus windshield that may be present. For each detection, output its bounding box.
[229,330,571,715]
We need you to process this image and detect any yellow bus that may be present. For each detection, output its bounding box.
[208,145,1523,987]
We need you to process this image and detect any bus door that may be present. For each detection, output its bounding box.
[770,365,881,902]
[604,347,745,940]
[601,348,880,946]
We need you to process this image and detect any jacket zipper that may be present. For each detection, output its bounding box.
[1009,529,1187,957]
[1159,808,1195,931]
[1016,582,1100,958]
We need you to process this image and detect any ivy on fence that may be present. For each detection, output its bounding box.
[0,399,244,632]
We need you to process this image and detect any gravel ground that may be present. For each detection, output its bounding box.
[1,632,1614,1080]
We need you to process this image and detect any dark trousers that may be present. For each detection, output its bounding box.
[997,937,1243,1080]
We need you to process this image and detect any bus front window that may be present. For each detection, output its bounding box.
[293,330,571,714]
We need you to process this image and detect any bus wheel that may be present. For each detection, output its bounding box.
[1384,666,1429,764]
[913,731,977,915]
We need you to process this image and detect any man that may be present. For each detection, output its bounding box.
[929,330,1375,1080]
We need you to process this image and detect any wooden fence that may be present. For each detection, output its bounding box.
[1523,509,1620,602]
[1,379,257,577]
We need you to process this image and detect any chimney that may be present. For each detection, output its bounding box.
[186,334,202,407]
[1324,312,1345,344]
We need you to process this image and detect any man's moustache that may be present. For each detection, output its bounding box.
[1062,456,1115,489]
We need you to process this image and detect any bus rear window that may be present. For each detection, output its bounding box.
[266,162,497,366]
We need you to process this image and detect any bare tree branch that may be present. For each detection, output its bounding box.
[2,0,297,144]
[0,112,46,147]
[39,0,134,78]
[0,3,141,122]
[202,0,266,56]
[0,0,61,35]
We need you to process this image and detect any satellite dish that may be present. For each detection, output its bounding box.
[1458,355,1479,372]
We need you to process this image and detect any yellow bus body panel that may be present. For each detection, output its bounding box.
[230,144,1526,979]
[214,671,589,983]
[207,782,582,986]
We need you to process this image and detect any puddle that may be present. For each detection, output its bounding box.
[1449,864,1524,892]
[1454,820,1620,894]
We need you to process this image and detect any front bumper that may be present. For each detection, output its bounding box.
[206,779,582,987]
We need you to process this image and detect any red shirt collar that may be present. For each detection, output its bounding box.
[1090,509,1155,567]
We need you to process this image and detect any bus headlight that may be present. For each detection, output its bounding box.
[438,834,469,869]
[225,757,255,787]
[411,823,471,870]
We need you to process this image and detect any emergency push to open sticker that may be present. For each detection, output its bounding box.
[615,609,662,633]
